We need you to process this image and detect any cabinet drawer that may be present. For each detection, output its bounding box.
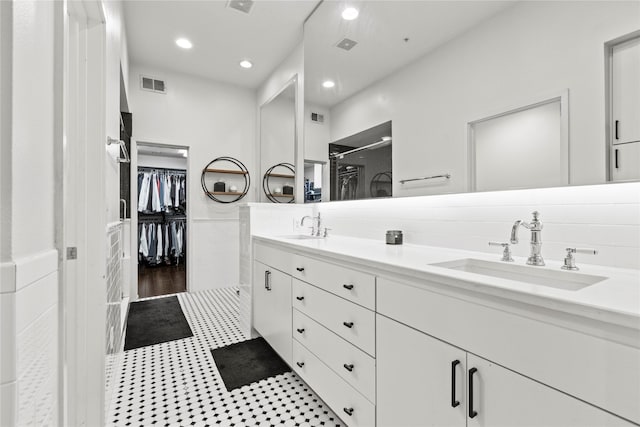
[293,340,375,427]
[292,254,375,309]
[254,242,292,273]
[293,279,375,356]
[293,309,375,402]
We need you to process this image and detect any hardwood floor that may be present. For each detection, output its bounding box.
[138,264,186,298]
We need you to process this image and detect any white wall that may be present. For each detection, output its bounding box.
[329,1,640,198]
[317,182,640,270]
[257,42,304,202]
[129,64,256,291]
[0,1,59,425]
[304,102,330,163]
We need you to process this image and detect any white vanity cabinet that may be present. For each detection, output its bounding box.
[378,314,634,427]
[612,36,640,145]
[612,140,640,181]
[252,249,293,365]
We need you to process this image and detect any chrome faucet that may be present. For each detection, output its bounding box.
[301,213,322,236]
[511,211,545,266]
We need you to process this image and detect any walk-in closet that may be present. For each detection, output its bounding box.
[137,144,188,298]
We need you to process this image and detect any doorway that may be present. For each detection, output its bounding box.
[135,143,188,298]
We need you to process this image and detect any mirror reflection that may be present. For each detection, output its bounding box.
[260,79,296,203]
[329,121,392,200]
[303,1,640,201]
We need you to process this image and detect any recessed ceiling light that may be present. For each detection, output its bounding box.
[322,80,335,89]
[342,7,359,21]
[175,38,193,49]
[239,59,253,69]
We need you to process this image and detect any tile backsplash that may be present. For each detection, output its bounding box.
[315,182,640,270]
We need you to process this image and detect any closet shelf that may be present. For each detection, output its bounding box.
[205,168,249,175]
[266,173,295,179]
[208,191,245,196]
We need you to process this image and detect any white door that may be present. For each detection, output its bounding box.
[377,315,467,427]
[612,141,640,181]
[466,354,633,427]
[252,262,292,365]
[62,2,107,425]
[612,36,640,145]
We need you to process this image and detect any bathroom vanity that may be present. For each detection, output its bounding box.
[251,234,640,427]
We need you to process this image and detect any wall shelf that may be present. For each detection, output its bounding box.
[266,173,295,179]
[201,156,250,203]
[205,168,249,175]
[268,193,294,198]
[263,162,295,203]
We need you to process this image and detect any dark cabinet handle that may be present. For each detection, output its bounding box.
[343,284,354,290]
[451,360,460,408]
[296,296,305,301]
[343,408,354,416]
[296,328,305,334]
[615,120,619,140]
[264,270,271,291]
[469,367,478,419]
[615,148,619,169]
[296,267,305,272]
[343,363,354,372]
[343,321,354,328]
[296,362,304,368]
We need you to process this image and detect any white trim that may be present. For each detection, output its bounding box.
[0,292,16,384]
[13,249,58,291]
[0,261,15,293]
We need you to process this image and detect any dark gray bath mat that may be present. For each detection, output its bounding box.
[124,296,193,351]
[210,337,291,391]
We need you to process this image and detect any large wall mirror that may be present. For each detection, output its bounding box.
[303,1,640,201]
[260,77,297,203]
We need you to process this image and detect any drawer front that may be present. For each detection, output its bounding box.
[293,279,375,356]
[292,254,375,309]
[254,242,292,273]
[293,309,375,402]
[292,340,376,427]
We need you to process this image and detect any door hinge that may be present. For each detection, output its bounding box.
[66,247,78,260]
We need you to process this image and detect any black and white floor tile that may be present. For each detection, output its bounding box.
[107,288,342,426]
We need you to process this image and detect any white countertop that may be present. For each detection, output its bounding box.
[253,234,640,331]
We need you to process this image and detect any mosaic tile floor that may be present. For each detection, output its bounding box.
[107,288,342,426]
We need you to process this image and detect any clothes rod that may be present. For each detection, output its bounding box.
[138,167,187,174]
[399,173,451,184]
[331,138,392,159]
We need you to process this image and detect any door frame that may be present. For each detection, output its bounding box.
[130,140,191,301]
[60,1,107,425]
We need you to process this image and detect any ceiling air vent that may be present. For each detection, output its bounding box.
[311,113,324,123]
[336,38,358,51]
[227,0,254,14]
[140,75,166,94]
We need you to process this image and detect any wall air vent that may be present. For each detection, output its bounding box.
[227,0,254,14]
[140,75,166,94]
[311,112,324,123]
[336,38,358,51]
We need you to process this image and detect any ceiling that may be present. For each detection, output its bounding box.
[305,1,516,108]
[123,0,320,89]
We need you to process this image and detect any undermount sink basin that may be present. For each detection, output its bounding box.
[430,258,606,291]
[277,234,325,240]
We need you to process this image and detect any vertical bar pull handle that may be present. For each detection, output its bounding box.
[615,149,619,169]
[451,360,460,408]
[615,120,620,140]
[264,270,272,291]
[469,367,478,419]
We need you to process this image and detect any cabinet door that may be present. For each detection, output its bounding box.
[612,141,640,181]
[466,354,633,427]
[612,37,640,145]
[377,315,466,427]
[252,261,292,365]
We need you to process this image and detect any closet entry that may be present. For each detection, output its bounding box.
[137,144,188,298]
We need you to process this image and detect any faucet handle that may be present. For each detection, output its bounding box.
[561,248,597,271]
[489,242,514,262]
[322,227,331,238]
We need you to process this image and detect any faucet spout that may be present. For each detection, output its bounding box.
[510,220,522,244]
[510,212,545,266]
